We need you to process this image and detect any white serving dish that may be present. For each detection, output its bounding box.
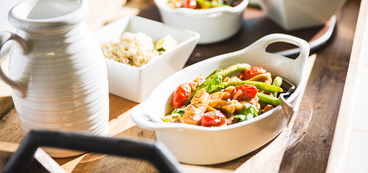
[154,0,248,44]
[131,33,309,164]
[93,16,200,103]
[258,0,346,31]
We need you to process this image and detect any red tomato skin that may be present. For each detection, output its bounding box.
[182,0,197,9]
[232,84,257,100]
[240,66,267,80]
[172,83,191,108]
[200,111,226,127]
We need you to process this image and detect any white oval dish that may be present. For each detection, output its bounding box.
[154,0,249,44]
[131,33,310,164]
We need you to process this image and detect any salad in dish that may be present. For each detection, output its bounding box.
[163,63,288,127]
[167,0,243,9]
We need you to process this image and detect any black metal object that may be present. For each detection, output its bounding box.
[2,130,183,173]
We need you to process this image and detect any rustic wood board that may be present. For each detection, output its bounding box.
[0,53,315,172]
[326,0,368,172]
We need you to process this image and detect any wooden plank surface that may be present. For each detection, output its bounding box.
[0,0,361,172]
[326,0,368,172]
[277,0,360,172]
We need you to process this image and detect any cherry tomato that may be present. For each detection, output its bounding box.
[232,84,257,101]
[182,0,197,9]
[200,111,226,127]
[239,66,267,80]
[172,83,191,108]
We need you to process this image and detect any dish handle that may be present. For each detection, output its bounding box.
[245,33,309,126]
[246,33,310,70]
[131,103,166,130]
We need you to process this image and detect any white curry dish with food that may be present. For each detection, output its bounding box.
[167,0,243,9]
[164,63,288,127]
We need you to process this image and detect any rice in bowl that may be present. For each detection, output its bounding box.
[100,32,160,67]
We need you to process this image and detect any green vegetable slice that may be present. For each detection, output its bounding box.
[271,76,283,97]
[162,116,172,122]
[224,81,283,93]
[155,35,178,52]
[234,104,258,122]
[257,93,280,105]
[171,108,185,116]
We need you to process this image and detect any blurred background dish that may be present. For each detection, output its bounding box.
[154,0,249,44]
[257,0,346,31]
[94,16,199,103]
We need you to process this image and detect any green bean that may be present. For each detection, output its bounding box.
[217,63,251,77]
[224,81,283,93]
[196,0,212,8]
[271,76,283,97]
[257,93,280,105]
[205,63,250,79]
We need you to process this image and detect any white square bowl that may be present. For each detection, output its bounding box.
[258,0,346,30]
[93,16,200,102]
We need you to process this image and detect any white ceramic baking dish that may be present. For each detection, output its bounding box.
[131,33,309,164]
[154,0,249,44]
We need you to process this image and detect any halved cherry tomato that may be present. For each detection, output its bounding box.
[239,66,267,80]
[182,0,197,9]
[172,83,191,108]
[200,111,226,127]
[232,84,257,101]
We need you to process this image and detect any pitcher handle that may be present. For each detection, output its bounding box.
[0,31,29,98]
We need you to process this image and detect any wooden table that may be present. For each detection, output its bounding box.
[0,0,362,172]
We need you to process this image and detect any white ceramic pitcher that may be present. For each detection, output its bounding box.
[0,0,109,157]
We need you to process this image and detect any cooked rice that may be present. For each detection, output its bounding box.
[100,32,160,67]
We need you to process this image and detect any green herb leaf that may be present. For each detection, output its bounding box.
[157,47,166,51]
[206,74,225,93]
[234,104,258,122]
[240,103,258,117]
[172,108,185,116]
[234,114,246,122]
